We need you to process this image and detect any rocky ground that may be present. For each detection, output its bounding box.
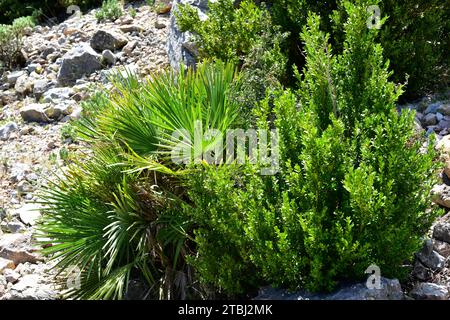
[0,1,169,299]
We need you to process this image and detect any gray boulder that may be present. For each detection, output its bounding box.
[255,277,404,300]
[433,222,450,243]
[57,43,102,86]
[410,282,449,300]
[90,29,128,52]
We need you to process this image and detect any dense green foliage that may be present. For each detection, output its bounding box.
[184,2,441,294]
[0,16,35,70]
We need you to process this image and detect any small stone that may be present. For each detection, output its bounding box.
[123,40,137,55]
[63,27,78,36]
[422,113,437,126]
[32,79,51,99]
[17,180,33,195]
[157,3,172,14]
[41,47,56,59]
[431,184,450,208]
[4,269,20,284]
[68,106,82,120]
[119,24,144,33]
[17,203,42,226]
[1,220,26,233]
[102,49,117,65]
[433,239,450,258]
[410,283,449,300]
[119,16,134,25]
[0,122,18,141]
[416,239,445,271]
[437,103,450,116]
[7,71,26,85]
[42,87,74,104]
[0,233,41,265]
[0,257,15,273]
[90,29,128,52]
[412,260,432,281]
[155,20,166,29]
[20,104,51,123]
[27,63,41,73]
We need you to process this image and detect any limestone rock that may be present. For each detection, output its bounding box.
[32,79,52,99]
[431,184,450,208]
[17,203,42,226]
[14,74,33,95]
[119,24,144,33]
[123,40,138,55]
[0,122,18,141]
[102,49,117,65]
[167,0,208,70]
[57,43,102,86]
[0,233,42,265]
[7,71,26,85]
[4,269,20,284]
